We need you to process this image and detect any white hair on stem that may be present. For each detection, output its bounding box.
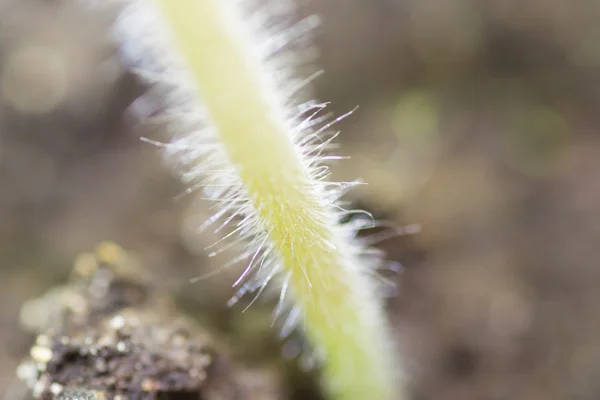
[110,0,406,399]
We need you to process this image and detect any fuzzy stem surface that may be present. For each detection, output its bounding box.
[152,1,401,399]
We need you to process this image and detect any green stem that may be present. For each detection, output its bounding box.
[152,1,403,398]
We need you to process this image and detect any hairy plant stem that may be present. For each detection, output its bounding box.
[152,1,402,399]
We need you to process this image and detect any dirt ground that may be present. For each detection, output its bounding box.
[2,0,600,399]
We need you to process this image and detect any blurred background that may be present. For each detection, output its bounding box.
[2,0,600,399]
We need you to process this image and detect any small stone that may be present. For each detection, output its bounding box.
[109,315,126,330]
[198,353,212,368]
[65,293,88,314]
[97,335,115,347]
[36,335,51,347]
[141,379,158,392]
[50,382,64,395]
[73,253,99,278]
[33,380,47,398]
[30,345,53,363]
[189,368,207,381]
[16,361,37,383]
[95,241,122,265]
